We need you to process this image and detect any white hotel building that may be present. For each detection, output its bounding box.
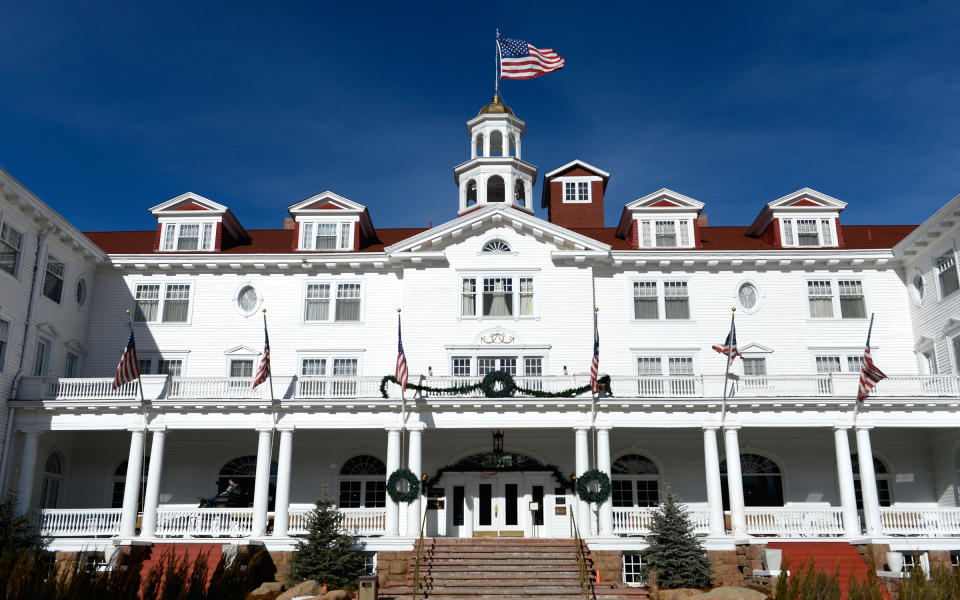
[1,96,960,580]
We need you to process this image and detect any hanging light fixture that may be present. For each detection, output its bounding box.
[492,430,504,455]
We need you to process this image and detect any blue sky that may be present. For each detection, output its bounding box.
[1,1,958,232]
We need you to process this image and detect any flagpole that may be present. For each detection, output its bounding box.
[262,309,275,404]
[591,307,598,470]
[494,29,501,96]
[853,313,876,422]
[719,308,735,425]
[126,309,146,404]
[398,309,406,468]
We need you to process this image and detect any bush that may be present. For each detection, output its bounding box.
[289,499,366,589]
[640,492,712,589]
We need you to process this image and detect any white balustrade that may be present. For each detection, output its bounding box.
[295,377,383,399]
[880,507,960,536]
[168,377,264,399]
[154,507,254,537]
[612,506,710,535]
[873,376,960,398]
[39,509,123,537]
[732,375,832,398]
[46,378,139,400]
[286,506,387,536]
[744,506,845,536]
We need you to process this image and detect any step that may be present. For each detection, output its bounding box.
[417,564,588,573]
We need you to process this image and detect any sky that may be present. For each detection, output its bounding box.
[1,0,958,233]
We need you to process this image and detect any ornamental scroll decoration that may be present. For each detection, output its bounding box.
[480,332,515,344]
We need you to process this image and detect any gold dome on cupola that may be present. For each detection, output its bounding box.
[477,93,514,116]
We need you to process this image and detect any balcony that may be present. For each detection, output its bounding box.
[14,373,960,403]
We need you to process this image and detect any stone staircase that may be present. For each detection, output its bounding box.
[378,538,650,600]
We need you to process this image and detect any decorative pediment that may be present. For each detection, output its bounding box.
[766,188,847,210]
[288,192,366,214]
[149,193,228,216]
[224,345,260,356]
[543,159,610,180]
[738,343,773,356]
[942,318,960,337]
[65,339,85,354]
[36,322,59,339]
[914,336,936,351]
[624,189,705,212]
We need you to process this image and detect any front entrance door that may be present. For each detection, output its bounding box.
[473,475,524,536]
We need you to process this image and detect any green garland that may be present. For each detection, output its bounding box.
[576,469,611,504]
[379,374,611,399]
[386,468,420,503]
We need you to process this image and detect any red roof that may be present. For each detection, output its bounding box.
[84,224,915,255]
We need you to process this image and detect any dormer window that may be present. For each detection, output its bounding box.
[564,181,590,203]
[778,217,838,248]
[161,222,216,252]
[637,218,693,249]
[299,221,354,251]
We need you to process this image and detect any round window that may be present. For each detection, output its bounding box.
[75,279,87,306]
[910,274,924,306]
[237,285,259,314]
[737,283,758,310]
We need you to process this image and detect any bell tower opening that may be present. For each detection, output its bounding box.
[487,176,505,203]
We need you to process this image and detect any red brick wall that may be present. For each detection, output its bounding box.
[545,167,605,229]
[353,222,360,250]
[835,217,846,248]
[214,222,222,251]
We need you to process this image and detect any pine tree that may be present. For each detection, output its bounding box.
[640,492,712,589]
[0,491,43,559]
[289,499,366,589]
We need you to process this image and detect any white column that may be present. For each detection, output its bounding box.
[14,431,40,516]
[251,429,273,537]
[272,429,294,537]
[515,137,522,159]
[724,427,746,536]
[856,427,882,536]
[483,131,490,157]
[523,181,532,209]
[385,427,402,536]
[596,427,613,536]
[834,427,860,537]
[407,427,423,536]
[119,429,146,538]
[574,427,591,534]
[139,429,167,537]
[470,134,477,159]
[703,427,725,536]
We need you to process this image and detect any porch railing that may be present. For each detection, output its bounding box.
[295,377,383,399]
[612,506,711,535]
[44,378,140,400]
[39,508,123,537]
[286,507,387,536]
[744,506,845,536]
[154,507,254,537]
[880,507,960,536]
[168,377,264,400]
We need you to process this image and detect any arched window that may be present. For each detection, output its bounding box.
[218,456,278,509]
[514,180,526,205]
[465,180,478,206]
[487,176,505,203]
[852,454,892,509]
[339,455,386,509]
[111,458,149,511]
[611,454,660,507]
[721,453,783,508]
[482,240,511,254]
[489,130,504,156]
[40,452,63,509]
[508,134,518,157]
[475,134,484,157]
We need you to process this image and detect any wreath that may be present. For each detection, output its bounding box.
[576,469,611,504]
[480,370,515,398]
[386,468,420,503]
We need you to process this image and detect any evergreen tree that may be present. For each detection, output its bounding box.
[0,491,43,559]
[640,492,712,589]
[289,499,366,589]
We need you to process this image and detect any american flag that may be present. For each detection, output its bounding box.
[498,38,565,80]
[252,324,270,389]
[590,319,600,394]
[712,317,742,360]
[857,316,887,403]
[113,327,140,388]
[396,315,409,392]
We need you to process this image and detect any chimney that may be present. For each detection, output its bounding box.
[283,217,295,230]
[697,214,708,227]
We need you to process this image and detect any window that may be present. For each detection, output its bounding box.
[721,453,783,508]
[563,181,591,203]
[611,454,660,508]
[636,219,693,248]
[65,353,80,378]
[780,217,837,247]
[632,281,690,320]
[479,356,517,375]
[237,285,259,314]
[304,282,362,322]
[299,221,354,251]
[0,222,23,277]
[218,456,277,509]
[0,319,8,372]
[43,255,64,303]
[111,458,148,511]
[452,357,471,377]
[138,357,184,376]
[161,221,216,252]
[919,350,938,375]
[623,553,645,586]
[298,355,361,397]
[75,278,87,306]
[852,454,892,510]
[953,336,960,374]
[808,279,866,319]
[339,455,386,509]
[482,240,512,253]
[33,338,50,376]
[743,357,767,376]
[230,359,253,378]
[737,283,759,311]
[133,282,192,323]
[937,251,960,299]
[635,354,697,396]
[40,452,63,509]
[461,275,536,319]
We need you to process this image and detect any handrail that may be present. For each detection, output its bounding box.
[569,510,592,600]
[412,502,429,600]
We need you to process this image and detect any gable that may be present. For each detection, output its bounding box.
[624,188,704,211]
[149,193,228,215]
[303,201,343,210]
[288,191,366,214]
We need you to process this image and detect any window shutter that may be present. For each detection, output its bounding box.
[301,222,313,250]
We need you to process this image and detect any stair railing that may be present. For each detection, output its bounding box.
[569,510,593,600]
[412,503,429,600]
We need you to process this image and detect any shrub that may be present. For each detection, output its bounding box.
[640,492,712,589]
[289,499,366,589]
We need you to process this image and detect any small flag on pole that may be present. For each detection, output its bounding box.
[498,38,565,79]
[590,319,600,394]
[712,318,742,360]
[857,315,887,403]
[396,314,409,392]
[113,326,140,388]
[252,323,270,389]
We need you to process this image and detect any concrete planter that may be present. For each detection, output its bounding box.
[886,551,904,573]
[762,548,782,572]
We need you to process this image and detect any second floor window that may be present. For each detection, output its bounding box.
[300,222,353,251]
[33,338,50,376]
[0,223,23,277]
[937,251,960,299]
[808,279,866,319]
[43,255,64,303]
[134,283,192,323]
[0,318,8,371]
[461,275,535,318]
[162,222,215,251]
[638,219,693,248]
[633,281,690,320]
[304,282,363,322]
[138,358,184,375]
[563,181,590,202]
